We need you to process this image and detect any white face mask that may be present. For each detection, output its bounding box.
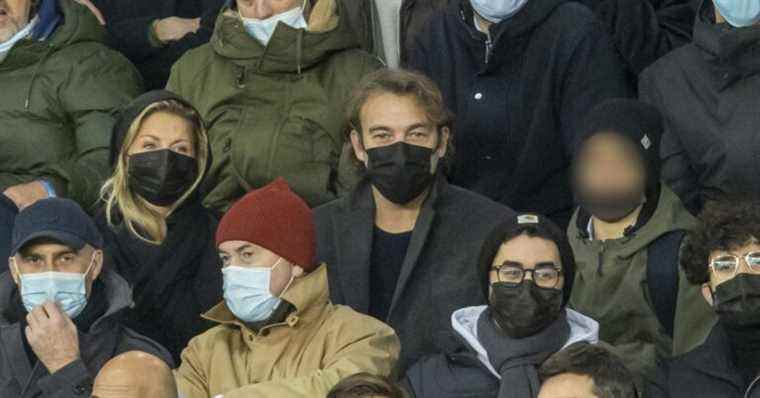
[239,5,308,45]
[470,0,529,24]
[222,258,294,323]
[713,0,760,28]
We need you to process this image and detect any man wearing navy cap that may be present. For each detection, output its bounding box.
[0,198,172,398]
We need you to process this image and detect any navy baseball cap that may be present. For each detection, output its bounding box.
[10,198,103,257]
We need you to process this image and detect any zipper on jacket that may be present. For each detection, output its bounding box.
[746,374,760,398]
[596,243,606,277]
[484,37,493,65]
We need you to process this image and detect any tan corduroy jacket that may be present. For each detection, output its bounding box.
[175,264,400,398]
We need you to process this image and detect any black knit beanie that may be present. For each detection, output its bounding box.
[477,213,576,306]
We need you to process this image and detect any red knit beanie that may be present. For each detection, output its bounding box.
[216,178,316,271]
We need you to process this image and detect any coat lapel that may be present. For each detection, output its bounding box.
[387,178,445,318]
[334,183,375,313]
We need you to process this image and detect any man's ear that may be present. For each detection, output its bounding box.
[90,250,104,281]
[9,257,19,285]
[437,127,450,159]
[350,130,368,165]
[702,283,715,306]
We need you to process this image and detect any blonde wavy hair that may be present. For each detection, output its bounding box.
[100,100,209,245]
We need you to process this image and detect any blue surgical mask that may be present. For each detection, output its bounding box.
[14,254,95,319]
[222,259,293,323]
[239,5,308,45]
[470,0,529,23]
[714,0,760,28]
[0,16,38,63]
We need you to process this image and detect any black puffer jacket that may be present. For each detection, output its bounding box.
[639,0,760,214]
[407,0,633,227]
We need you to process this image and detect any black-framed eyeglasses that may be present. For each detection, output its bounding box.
[491,263,563,288]
[709,251,760,281]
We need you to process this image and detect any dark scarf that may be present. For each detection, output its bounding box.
[104,200,217,316]
[477,308,570,398]
[4,280,108,366]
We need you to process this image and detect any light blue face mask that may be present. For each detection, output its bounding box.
[222,259,293,323]
[14,254,95,319]
[714,0,760,28]
[470,0,529,23]
[239,4,308,45]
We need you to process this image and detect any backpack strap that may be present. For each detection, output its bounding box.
[647,230,687,337]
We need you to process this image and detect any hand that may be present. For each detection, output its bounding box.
[74,0,106,25]
[154,17,201,43]
[25,302,81,374]
[3,181,49,210]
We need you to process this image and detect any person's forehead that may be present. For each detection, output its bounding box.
[360,93,432,128]
[710,241,760,258]
[538,373,597,398]
[20,241,78,255]
[494,235,560,264]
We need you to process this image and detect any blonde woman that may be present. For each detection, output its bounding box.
[95,90,221,364]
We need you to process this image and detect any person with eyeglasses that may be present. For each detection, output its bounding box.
[402,214,600,398]
[667,199,760,398]
[567,99,716,395]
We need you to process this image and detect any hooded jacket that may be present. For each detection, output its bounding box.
[174,264,400,398]
[407,0,632,227]
[0,0,143,211]
[166,0,382,211]
[0,268,172,398]
[568,184,716,387]
[639,0,760,214]
[403,306,599,398]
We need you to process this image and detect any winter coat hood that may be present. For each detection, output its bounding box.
[211,0,360,73]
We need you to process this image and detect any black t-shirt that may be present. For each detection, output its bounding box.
[369,227,413,321]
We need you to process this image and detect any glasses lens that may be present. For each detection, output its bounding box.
[712,256,738,277]
[747,252,760,271]
[499,266,524,284]
[534,267,560,288]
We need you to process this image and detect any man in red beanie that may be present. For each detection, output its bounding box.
[174,178,400,398]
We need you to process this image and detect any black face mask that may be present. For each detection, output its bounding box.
[127,149,198,207]
[576,189,644,223]
[489,281,563,339]
[365,142,436,205]
[714,273,760,329]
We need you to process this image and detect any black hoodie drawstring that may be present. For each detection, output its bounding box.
[296,29,303,75]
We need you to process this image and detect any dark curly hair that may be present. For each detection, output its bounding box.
[681,199,760,285]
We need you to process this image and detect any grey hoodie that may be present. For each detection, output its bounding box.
[0,268,172,398]
[403,306,599,398]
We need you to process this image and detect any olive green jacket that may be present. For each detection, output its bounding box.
[568,185,716,384]
[0,0,143,210]
[167,0,382,211]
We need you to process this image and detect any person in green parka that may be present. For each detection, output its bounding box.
[0,0,142,210]
[567,99,716,394]
[0,0,142,263]
[167,0,382,212]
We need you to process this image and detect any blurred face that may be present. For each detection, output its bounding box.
[0,0,31,43]
[10,242,104,297]
[490,234,564,291]
[236,0,301,19]
[218,241,302,296]
[538,373,598,398]
[574,133,646,210]
[128,111,196,158]
[350,93,448,166]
